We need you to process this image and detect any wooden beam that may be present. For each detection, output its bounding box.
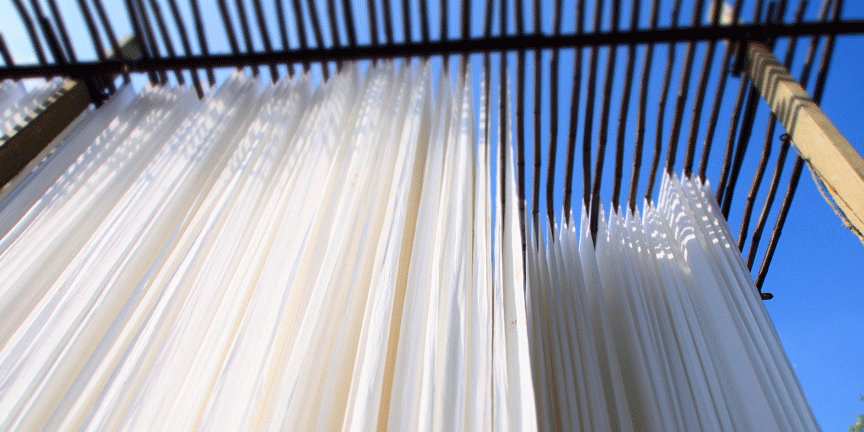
[744,41,864,242]
[0,35,142,189]
[0,80,91,186]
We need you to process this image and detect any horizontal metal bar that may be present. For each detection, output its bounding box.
[3,20,864,80]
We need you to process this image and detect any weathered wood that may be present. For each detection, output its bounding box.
[0,35,142,189]
[744,41,864,242]
[0,80,91,186]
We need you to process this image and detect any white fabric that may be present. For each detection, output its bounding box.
[526,173,820,431]
[0,62,816,431]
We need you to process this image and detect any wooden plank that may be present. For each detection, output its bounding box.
[0,80,91,186]
[744,41,864,242]
[0,35,142,189]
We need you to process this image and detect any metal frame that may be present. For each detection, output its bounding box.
[1,0,862,295]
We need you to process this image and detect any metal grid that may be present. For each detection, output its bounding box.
[1,0,863,294]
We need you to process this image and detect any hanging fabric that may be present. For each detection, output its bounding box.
[0,61,816,431]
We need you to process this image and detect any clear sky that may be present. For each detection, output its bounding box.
[1,0,862,429]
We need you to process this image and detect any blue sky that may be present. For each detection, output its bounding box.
[1,0,863,429]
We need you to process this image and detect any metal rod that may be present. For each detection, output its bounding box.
[401,0,411,43]
[45,0,77,63]
[163,2,204,96]
[123,0,158,84]
[747,134,790,268]
[189,0,216,85]
[516,0,526,240]
[563,0,585,222]
[629,0,661,212]
[646,0,683,204]
[738,0,804,251]
[288,0,310,73]
[582,0,603,214]
[530,0,541,242]
[716,0,764,205]
[545,0,563,229]
[303,0,329,79]
[666,0,707,176]
[382,0,394,45]
[612,0,640,208]
[590,0,619,242]
[721,0,780,218]
[234,0,260,76]
[92,0,129,84]
[683,0,723,177]
[698,0,746,180]
[275,0,297,74]
[12,0,48,65]
[4,21,864,80]
[0,34,14,67]
[367,0,380,46]
[135,0,168,83]
[146,0,185,84]
[251,0,279,81]
[341,0,358,48]
[419,0,430,45]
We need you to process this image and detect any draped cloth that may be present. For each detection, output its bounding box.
[0,62,816,431]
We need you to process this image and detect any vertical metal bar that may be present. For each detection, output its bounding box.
[234,0,260,76]
[134,0,169,83]
[582,0,602,213]
[738,0,803,251]
[629,0,661,212]
[189,0,216,85]
[401,0,412,44]
[76,0,116,95]
[12,0,48,65]
[77,0,107,62]
[757,0,840,290]
[217,0,242,60]
[440,0,448,66]
[747,134,790,268]
[500,0,508,228]
[45,0,77,63]
[27,0,58,63]
[589,0,619,242]
[92,0,129,84]
[645,0,683,204]
[124,0,159,84]
[721,1,782,218]
[303,0,329,79]
[612,0,640,208]
[0,34,14,67]
[250,0,278,81]
[545,0,563,228]
[715,0,764,205]
[419,0,430,45]
[698,0,745,181]
[166,0,204,96]
[274,0,296,76]
[38,16,66,65]
[664,0,705,176]
[146,0,185,84]
[341,0,358,48]
[516,0,526,235]
[531,0,541,242]
[290,0,312,73]
[367,0,380,46]
[683,0,723,177]
[563,0,585,221]
[326,0,342,70]
[381,0,394,45]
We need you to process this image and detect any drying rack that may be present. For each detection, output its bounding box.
[1,0,863,298]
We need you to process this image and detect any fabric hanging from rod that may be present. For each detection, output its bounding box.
[0,61,816,431]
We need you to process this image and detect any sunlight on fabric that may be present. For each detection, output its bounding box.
[0,61,816,431]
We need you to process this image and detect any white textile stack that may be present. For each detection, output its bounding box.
[0,61,816,431]
[525,174,820,431]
